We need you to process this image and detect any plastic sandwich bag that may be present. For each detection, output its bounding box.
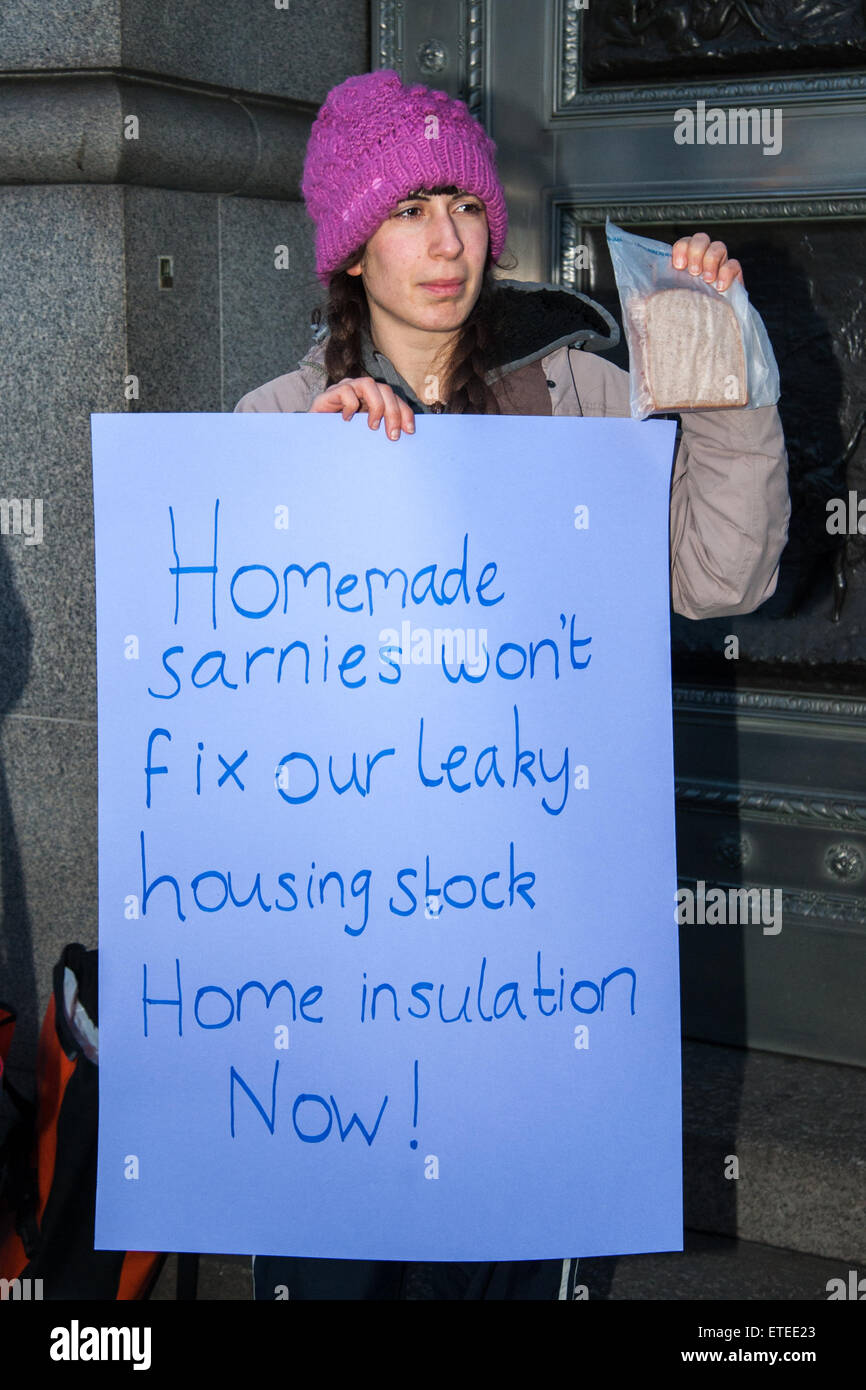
[605,219,780,420]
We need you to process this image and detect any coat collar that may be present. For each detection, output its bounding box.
[301,279,620,413]
[480,279,619,372]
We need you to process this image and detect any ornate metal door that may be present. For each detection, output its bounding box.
[373,0,866,1064]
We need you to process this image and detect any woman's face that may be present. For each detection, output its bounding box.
[347,189,489,345]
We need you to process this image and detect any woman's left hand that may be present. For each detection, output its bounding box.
[671,232,745,293]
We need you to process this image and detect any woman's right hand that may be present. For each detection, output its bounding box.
[309,378,415,440]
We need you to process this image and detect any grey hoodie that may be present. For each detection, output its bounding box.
[235,279,790,620]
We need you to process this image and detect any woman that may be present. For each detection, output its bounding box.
[238,68,789,1299]
[237,69,789,622]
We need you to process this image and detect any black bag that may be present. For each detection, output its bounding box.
[0,944,165,1299]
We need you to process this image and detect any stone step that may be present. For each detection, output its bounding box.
[152,1233,859,1301]
[151,1254,251,1301]
[682,1040,865,1262]
[579,1229,859,1301]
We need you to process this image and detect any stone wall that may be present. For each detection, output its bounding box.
[0,1,368,1063]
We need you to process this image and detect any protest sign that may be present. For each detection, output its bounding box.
[91,410,681,1261]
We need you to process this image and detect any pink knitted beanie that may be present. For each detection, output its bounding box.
[302,68,508,284]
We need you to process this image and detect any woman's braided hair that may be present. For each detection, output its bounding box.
[311,186,511,414]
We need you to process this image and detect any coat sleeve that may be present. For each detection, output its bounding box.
[233,368,318,413]
[669,397,790,620]
[553,348,790,620]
